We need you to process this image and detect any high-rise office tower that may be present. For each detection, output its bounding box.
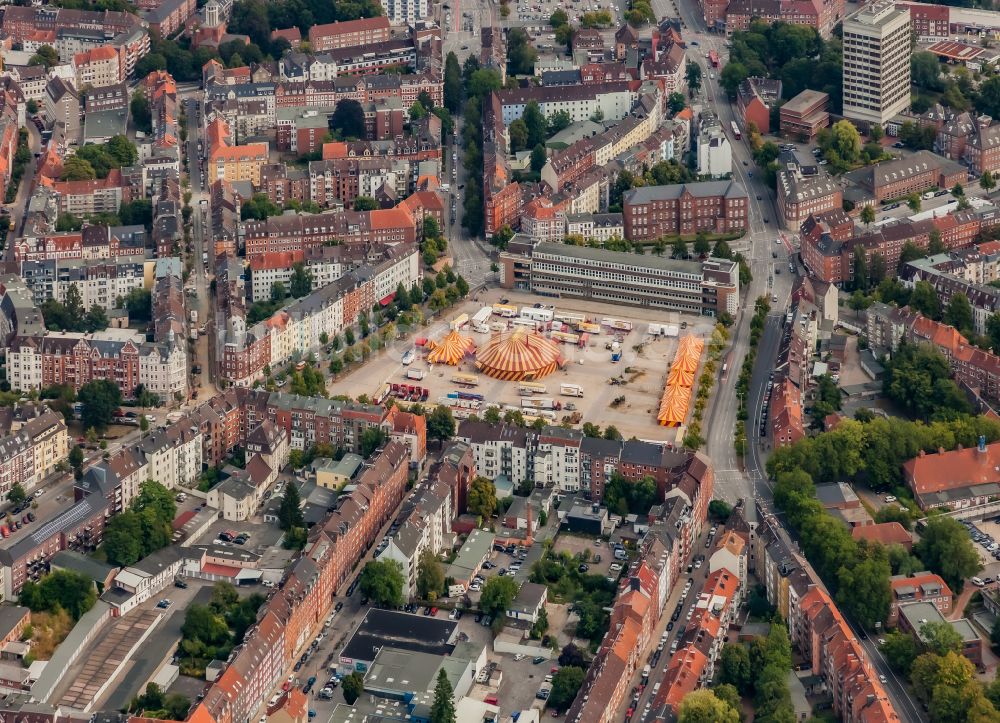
[842,0,911,126]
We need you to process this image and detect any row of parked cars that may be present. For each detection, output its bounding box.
[963,519,1000,562]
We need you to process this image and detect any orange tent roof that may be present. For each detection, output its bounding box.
[476,329,565,381]
[427,330,475,365]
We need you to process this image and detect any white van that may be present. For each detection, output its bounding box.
[973,576,985,587]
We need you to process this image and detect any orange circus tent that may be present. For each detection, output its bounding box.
[667,365,694,388]
[657,334,704,427]
[475,329,565,381]
[657,385,692,426]
[427,330,475,365]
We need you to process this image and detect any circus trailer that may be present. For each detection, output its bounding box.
[559,383,584,397]
[578,322,601,334]
[450,313,470,330]
[451,373,479,386]
[551,331,580,345]
[554,311,585,326]
[472,307,493,332]
[602,318,633,332]
[520,307,554,323]
[519,382,548,395]
[406,367,427,380]
[492,303,519,317]
[521,398,559,410]
[374,383,391,404]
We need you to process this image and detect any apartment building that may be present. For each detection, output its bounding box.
[769,377,805,447]
[220,245,419,387]
[44,77,80,142]
[307,17,391,52]
[19,255,146,312]
[206,117,269,186]
[47,169,129,218]
[566,213,624,243]
[844,150,966,202]
[623,181,750,240]
[842,0,912,126]
[902,252,1000,335]
[888,572,952,626]
[247,245,375,303]
[724,0,845,38]
[73,46,124,89]
[499,242,740,317]
[747,506,900,722]
[736,77,782,134]
[8,329,187,401]
[455,420,714,527]
[242,207,416,256]
[697,122,732,178]
[777,166,842,230]
[494,82,636,126]
[0,406,68,498]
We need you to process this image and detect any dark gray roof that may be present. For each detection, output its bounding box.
[623,180,748,204]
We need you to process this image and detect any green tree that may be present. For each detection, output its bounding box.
[983,170,997,192]
[427,405,456,442]
[548,666,585,711]
[860,204,876,227]
[417,549,445,601]
[478,574,518,619]
[837,543,891,630]
[7,483,26,506]
[29,45,58,68]
[467,476,497,519]
[928,228,947,255]
[685,61,702,96]
[270,281,287,303]
[506,28,538,76]
[330,99,367,139]
[78,379,123,432]
[61,156,96,181]
[69,444,84,471]
[716,642,752,693]
[360,427,388,458]
[354,196,379,211]
[530,144,547,173]
[909,280,941,318]
[719,61,748,97]
[667,92,687,115]
[920,621,963,656]
[915,516,982,592]
[18,569,97,621]
[430,669,456,723]
[342,672,365,704]
[943,293,974,335]
[678,689,740,723]
[289,262,312,298]
[444,52,462,113]
[277,482,304,530]
[130,90,152,134]
[882,631,920,675]
[522,101,547,148]
[358,559,404,608]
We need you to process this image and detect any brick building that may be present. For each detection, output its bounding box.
[623,181,750,240]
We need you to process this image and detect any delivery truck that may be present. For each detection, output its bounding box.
[559,383,584,397]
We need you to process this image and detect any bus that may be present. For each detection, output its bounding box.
[519,382,547,396]
[451,373,479,386]
[731,121,741,140]
[708,49,719,67]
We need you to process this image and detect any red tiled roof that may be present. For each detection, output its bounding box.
[851,522,912,547]
[902,442,1000,495]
